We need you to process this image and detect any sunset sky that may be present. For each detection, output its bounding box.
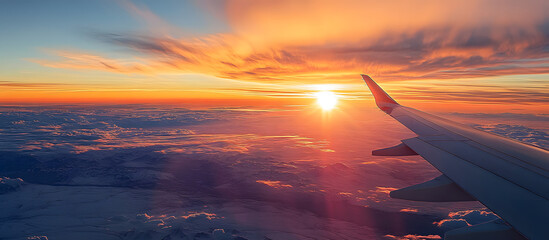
[1,0,548,112]
[1,2,549,239]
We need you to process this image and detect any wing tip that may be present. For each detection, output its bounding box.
[360,74,373,84]
[360,74,399,110]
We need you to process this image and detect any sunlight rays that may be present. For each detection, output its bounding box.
[315,91,338,111]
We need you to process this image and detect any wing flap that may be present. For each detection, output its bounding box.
[372,142,418,156]
[390,174,475,202]
[427,140,549,199]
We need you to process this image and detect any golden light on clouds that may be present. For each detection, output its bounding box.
[31,0,549,84]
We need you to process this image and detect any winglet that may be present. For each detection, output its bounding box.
[361,75,399,112]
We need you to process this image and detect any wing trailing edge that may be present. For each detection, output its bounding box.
[444,219,526,240]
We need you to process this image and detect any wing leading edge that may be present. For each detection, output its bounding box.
[361,75,549,240]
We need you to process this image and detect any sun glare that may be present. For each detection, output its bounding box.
[315,91,338,110]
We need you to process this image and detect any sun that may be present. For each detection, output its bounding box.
[315,91,338,110]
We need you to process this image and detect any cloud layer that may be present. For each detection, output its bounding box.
[1,104,547,238]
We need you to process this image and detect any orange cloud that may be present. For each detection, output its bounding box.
[256,180,293,189]
[399,208,419,213]
[384,234,441,240]
[447,209,495,219]
[372,186,398,194]
[433,218,470,228]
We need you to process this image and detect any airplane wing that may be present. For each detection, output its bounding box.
[362,75,549,240]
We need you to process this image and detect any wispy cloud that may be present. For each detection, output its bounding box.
[392,86,549,104]
[0,81,69,89]
[31,50,157,74]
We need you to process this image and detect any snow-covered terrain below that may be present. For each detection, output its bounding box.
[0,181,380,240]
